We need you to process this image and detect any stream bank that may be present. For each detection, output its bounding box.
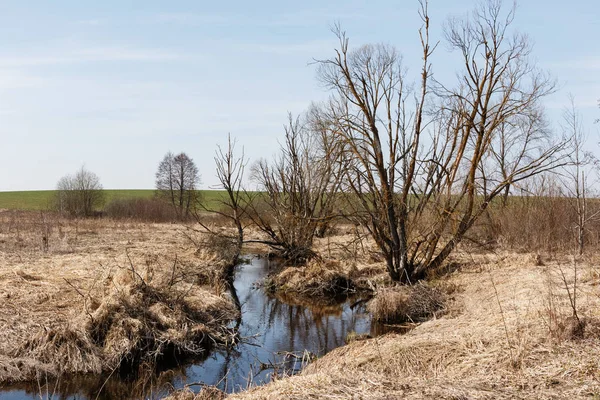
[0,257,384,399]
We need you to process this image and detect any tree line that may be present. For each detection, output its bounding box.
[55,151,200,219]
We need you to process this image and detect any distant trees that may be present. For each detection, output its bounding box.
[155,152,200,218]
[56,166,105,217]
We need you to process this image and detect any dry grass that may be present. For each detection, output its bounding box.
[230,252,600,399]
[269,259,356,298]
[367,283,447,324]
[0,211,238,384]
[4,211,600,398]
[265,227,391,300]
[164,386,226,400]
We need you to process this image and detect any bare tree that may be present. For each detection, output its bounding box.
[317,0,566,282]
[561,97,599,255]
[156,152,201,218]
[249,109,346,263]
[56,166,105,217]
[489,108,551,206]
[194,134,249,266]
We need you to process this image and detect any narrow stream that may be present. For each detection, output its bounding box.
[1,257,383,399]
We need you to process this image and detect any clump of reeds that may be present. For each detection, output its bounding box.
[17,324,103,375]
[13,259,238,380]
[368,283,446,324]
[271,259,356,298]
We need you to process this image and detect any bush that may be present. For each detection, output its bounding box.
[104,197,179,222]
[55,167,105,217]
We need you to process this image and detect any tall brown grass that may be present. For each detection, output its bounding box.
[104,197,181,222]
[367,283,447,324]
[469,195,600,253]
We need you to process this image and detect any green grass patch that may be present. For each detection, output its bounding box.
[0,190,229,211]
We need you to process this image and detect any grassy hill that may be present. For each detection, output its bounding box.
[0,190,226,211]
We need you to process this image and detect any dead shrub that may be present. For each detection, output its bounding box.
[197,233,240,266]
[368,283,446,324]
[541,264,587,341]
[472,194,600,253]
[104,197,180,222]
[13,261,238,380]
[88,267,238,372]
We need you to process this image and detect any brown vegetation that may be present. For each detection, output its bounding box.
[267,259,356,298]
[164,386,226,400]
[367,283,447,324]
[230,253,600,399]
[0,211,237,385]
[104,197,181,222]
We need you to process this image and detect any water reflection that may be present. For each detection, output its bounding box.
[1,257,379,399]
[189,257,374,393]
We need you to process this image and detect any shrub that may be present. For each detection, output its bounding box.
[104,197,179,222]
[55,167,105,217]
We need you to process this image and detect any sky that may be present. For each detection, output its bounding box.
[0,0,598,191]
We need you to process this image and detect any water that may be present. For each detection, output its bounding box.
[1,257,380,399]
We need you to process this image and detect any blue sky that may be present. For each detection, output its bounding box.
[0,0,598,190]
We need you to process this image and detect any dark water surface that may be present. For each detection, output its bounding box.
[1,257,381,399]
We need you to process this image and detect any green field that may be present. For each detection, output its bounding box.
[0,190,227,211]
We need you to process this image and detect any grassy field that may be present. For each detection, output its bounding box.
[0,190,227,211]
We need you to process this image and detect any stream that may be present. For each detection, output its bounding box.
[1,257,385,399]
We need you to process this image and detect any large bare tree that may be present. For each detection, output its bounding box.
[317,0,566,282]
[156,152,200,218]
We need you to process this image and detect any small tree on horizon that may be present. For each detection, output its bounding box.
[55,166,105,217]
[155,151,201,218]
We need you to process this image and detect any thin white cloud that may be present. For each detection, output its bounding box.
[0,46,186,68]
[546,96,600,110]
[76,47,184,62]
[546,56,600,71]
[75,18,104,26]
[151,9,367,28]
[0,69,45,89]
[154,12,232,26]
[243,39,337,56]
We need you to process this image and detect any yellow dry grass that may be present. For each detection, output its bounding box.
[230,252,600,399]
[0,211,236,384]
